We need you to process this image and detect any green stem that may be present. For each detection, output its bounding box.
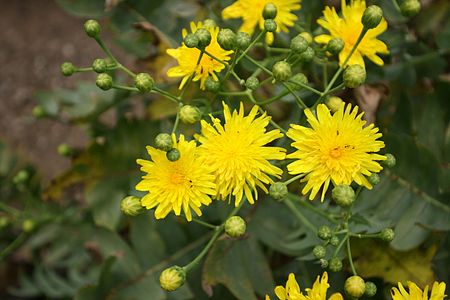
[94,36,136,77]
[112,84,139,92]
[258,90,290,105]
[236,30,266,64]
[293,196,339,225]
[171,109,181,135]
[323,62,328,89]
[151,87,180,104]
[75,67,93,72]
[281,82,308,109]
[283,174,304,186]
[204,50,227,65]
[346,236,357,275]
[284,199,316,232]
[190,218,218,230]
[333,234,348,257]
[0,202,20,216]
[0,233,27,262]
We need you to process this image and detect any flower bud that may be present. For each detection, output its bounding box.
[327,38,345,55]
[205,77,221,92]
[343,65,366,88]
[57,143,73,157]
[329,258,343,272]
[368,173,380,185]
[159,266,186,292]
[263,3,277,20]
[60,62,76,76]
[32,105,45,118]
[272,61,291,82]
[84,19,101,38]
[180,105,202,124]
[224,216,247,238]
[298,47,315,63]
[330,235,340,246]
[313,245,326,259]
[365,281,377,297]
[184,33,199,48]
[290,35,309,54]
[362,5,383,29]
[317,225,332,240]
[382,153,396,168]
[245,76,259,90]
[325,96,344,113]
[155,133,173,151]
[96,73,113,91]
[236,32,251,50]
[345,276,366,298]
[400,0,421,17]
[203,19,216,28]
[287,73,308,90]
[332,185,355,207]
[379,228,395,242]
[13,170,29,185]
[134,73,155,93]
[320,258,329,268]
[264,19,277,32]
[299,32,313,44]
[121,196,145,217]
[217,28,236,51]
[0,217,9,229]
[92,58,107,73]
[22,219,35,233]
[166,148,181,162]
[195,28,212,48]
[269,182,288,201]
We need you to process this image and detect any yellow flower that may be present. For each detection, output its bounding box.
[391,281,447,300]
[166,22,233,90]
[266,272,343,300]
[287,103,386,201]
[196,102,285,206]
[315,0,389,68]
[222,0,301,44]
[136,134,216,221]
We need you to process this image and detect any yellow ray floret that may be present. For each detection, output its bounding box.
[196,102,286,206]
[287,103,386,201]
[136,134,216,221]
[391,281,446,300]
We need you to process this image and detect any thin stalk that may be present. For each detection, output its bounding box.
[346,237,357,275]
[284,174,304,186]
[152,87,180,104]
[171,107,181,134]
[284,199,316,232]
[0,233,27,262]
[236,30,266,63]
[281,82,307,109]
[112,84,139,92]
[191,218,218,230]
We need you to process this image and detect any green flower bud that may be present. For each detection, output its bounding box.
[0,217,9,229]
[327,38,345,55]
[368,173,380,185]
[287,73,308,90]
[317,225,332,240]
[217,28,236,51]
[382,153,396,168]
[236,32,251,50]
[195,28,212,49]
[329,257,343,272]
[22,219,35,233]
[379,228,395,242]
[263,3,277,19]
[32,105,45,118]
[134,73,154,93]
[269,182,288,201]
[57,143,73,157]
[299,32,312,44]
[400,0,421,17]
[159,266,186,292]
[298,47,315,62]
[332,185,355,207]
[92,58,107,73]
[343,65,366,88]
[264,19,277,32]
[224,216,247,238]
[155,133,173,152]
[272,61,291,82]
[121,196,145,217]
[184,33,199,48]
[290,35,308,54]
[13,170,29,185]
[60,62,76,76]
[205,77,221,92]
[362,5,383,29]
[245,76,259,90]
[320,258,329,268]
[84,19,101,38]
[96,73,113,91]
[203,19,216,28]
[325,96,344,113]
[166,148,181,162]
[365,281,377,297]
[330,235,340,246]
[180,105,202,124]
[313,245,327,259]
[345,276,366,298]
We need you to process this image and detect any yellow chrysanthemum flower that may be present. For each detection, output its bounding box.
[266,272,343,300]
[166,22,233,90]
[196,102,286,206]
[315,0,389,68]
[222,0,301,44]
[136,134,216,221]
[391,281,447,300]
[287,103,386,201]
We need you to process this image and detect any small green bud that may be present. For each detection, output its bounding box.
[298,47,315,63]
[269,182,288,201]
[32,105,45,118]
[365,281,377,297]
[96,73,113,91]
[332,185,355,207]
[343,65,366,88]
[195,28,212,48]
[205,77,221,92]
[159,266,186,292]
[184,33,199,48]
[299,32,312,44]
[224,216,247,238]
[362,5,383,29]
[290,35,308,54]
[320,258,329,268]
[22,219,35,233]
[155,133,173,152]
[236,32,251,50]
[400,0,421,17]
[180,105,202,124]
[368,173,380,185]
[121,195,145,217]
[325,96,344,113]
[330,235,340,246]
[345,276,366,298]
[217,28,236,51]
[379,228,395,242]
[272,61,291,82]
[317,225,332,240]
[382,153,396,168]
[313,245,327,259]
[60,62,76,76]
[57,143,73,157]
[264,19,277,32]
[263,3,278,20]
[329,258,343,272]
[166,148,181,162]
[84,19,101,38]
[0,217,9,229]
[92,58,107,73]
[13,170,29,185]
[327,38,345,55]
[245,76,259,90]
[203,19,216,28]
[287,73,308,90]
[134,73,155,93]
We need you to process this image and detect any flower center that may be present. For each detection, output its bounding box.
[170,171,186,185]
[329,147,343,159]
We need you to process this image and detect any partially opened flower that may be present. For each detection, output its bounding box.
[287,103,386,201]
[166,22,233,90]
[315,0,389,68]
[136,134,216,221]
[222,0,301,44]
[196,102,285,206]
[391,281,446,300]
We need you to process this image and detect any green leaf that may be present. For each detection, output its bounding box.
[56,0,107,18]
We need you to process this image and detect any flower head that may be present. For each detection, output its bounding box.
[166,22,233,90]
[391,281,446,300]
[136,134,216,221]
[196,102,285,206]
[315,0,389,68]
[222,0,301,44]
[287,103,386,201]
